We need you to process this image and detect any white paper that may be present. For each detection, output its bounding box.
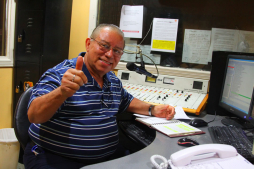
[182,29,211,64]
[151,18,179,53]
[134,106,190,120]
[119,5,143,38]
[173,106,191,120]
[208,28,239,62]
[136,117,178,124]
[238,30,254,53]
[152,122,201,136]
[134,114,149,118]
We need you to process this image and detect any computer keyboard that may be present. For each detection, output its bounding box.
[118,121,155,147]
[208,126,254,162]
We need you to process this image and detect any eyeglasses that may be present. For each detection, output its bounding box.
[91,38,123,57]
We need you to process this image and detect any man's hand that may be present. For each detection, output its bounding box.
[152,105,175,120]
[60,56,87,98]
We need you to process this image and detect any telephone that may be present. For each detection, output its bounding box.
[150,144,238,169]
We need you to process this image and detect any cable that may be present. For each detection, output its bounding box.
[123,49,160,77]
[142,53,159,77]
[150,155,168,169]
[139,20,153,46]
[123,19,158,77]
[206,111,217,124]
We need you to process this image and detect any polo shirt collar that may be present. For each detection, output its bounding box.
[76,57,111,89]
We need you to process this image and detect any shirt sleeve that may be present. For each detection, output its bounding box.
[118,81,134,113]
[28,59,75,109]
[28,68,63,108]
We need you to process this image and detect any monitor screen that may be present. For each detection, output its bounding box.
[219,53,254,127]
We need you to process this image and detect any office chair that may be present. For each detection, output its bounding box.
[14,87,33,150]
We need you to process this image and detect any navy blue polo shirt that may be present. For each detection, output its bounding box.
[28,56,133,160]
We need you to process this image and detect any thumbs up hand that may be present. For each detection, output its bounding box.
[60,56,87,98]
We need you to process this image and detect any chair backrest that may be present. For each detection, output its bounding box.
[14,87,33,150]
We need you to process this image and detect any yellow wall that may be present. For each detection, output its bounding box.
[68,0,90,59]
[0,68,13,128]
[0,0,91,128]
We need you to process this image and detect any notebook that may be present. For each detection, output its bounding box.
[136,117,205,137]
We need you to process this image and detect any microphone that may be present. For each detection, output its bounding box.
[126,62,157,78]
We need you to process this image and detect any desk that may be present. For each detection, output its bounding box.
[82,114,225,169]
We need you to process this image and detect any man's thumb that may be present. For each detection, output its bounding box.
[76,56,83,70]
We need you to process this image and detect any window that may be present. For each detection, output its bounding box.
[0,0,15,67]
[88,0,210,80]
[0,0,6,56]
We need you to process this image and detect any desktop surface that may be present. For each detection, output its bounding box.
[82,113,229,169]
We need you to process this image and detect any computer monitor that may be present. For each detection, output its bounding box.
[248,86,254,124]
[219,52,254,127]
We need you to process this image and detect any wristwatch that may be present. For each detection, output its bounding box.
[149,105,154,116]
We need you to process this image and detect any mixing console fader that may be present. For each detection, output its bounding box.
[117,70,209,115]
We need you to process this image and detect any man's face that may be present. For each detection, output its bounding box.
[85,27,124,77]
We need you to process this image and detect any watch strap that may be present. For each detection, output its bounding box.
[149,105,154,116]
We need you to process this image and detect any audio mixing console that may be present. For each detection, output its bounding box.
[117,70,209,115]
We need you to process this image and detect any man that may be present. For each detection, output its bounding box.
[24,24,175,168]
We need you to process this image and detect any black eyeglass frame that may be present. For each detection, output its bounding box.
[90,38,124,57]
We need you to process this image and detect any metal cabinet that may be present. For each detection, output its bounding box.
[13,0,72,114]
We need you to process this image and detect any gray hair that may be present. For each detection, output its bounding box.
[90,24,125,48]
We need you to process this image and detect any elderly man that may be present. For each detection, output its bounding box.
[24,24,175,168]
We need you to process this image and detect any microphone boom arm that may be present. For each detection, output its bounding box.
[124,45,159,78]
[137,46,145,69]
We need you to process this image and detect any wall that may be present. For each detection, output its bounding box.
[0,0,91,129]
[0,68,13,128]
[68,0,90,59]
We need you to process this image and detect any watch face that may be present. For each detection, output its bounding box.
[149,105,154,116]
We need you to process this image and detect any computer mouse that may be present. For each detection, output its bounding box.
[177,138,199,147]
[189,118,208,127]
